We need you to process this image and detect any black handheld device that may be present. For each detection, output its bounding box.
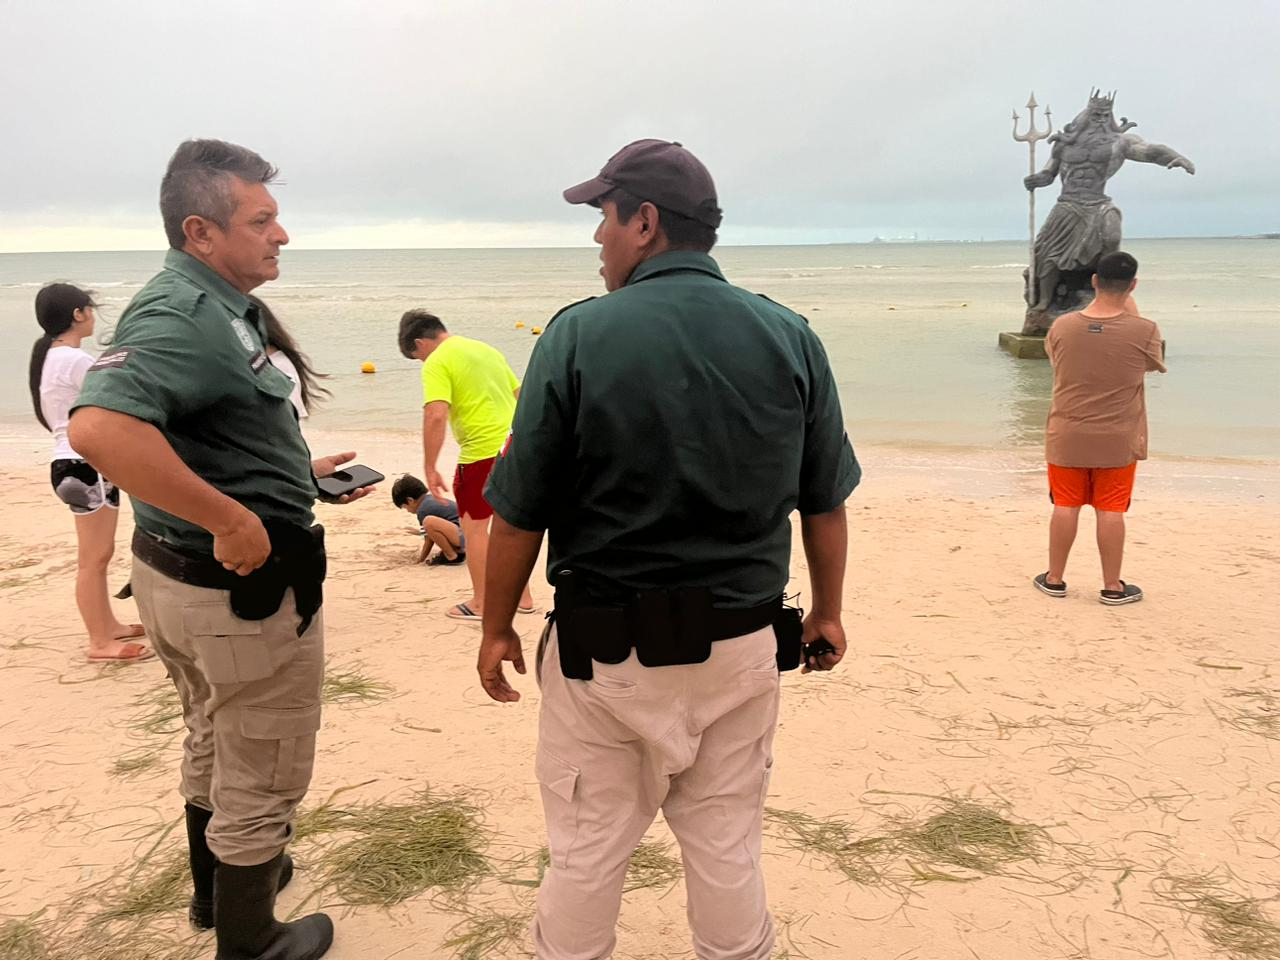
[803,637,837,662]
[316,464,384,502]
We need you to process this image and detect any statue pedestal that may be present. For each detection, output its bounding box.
[998,332,1048,359]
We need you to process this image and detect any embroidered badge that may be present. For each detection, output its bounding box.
[1087,323,1104,333]
[249,350,269,374]
[230,317,256,351]
[89,349,131,370]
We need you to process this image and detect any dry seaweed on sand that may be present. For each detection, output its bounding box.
[764,806,891,886]
[885,799,1048,877]
[126,683,184,738]
[768,795,1060,889]
[623,840,683,893]
[1154,873,1280,959]
[108,683,184,779]
[0,915,205,960]
[109,746,166,780]
[315,790,489,906]
[0,918,53,960]
[321,663,394,705]
[1209,688,1280,741]
[442,907,533,960]
[92,853,189,922]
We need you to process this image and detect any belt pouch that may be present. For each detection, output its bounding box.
[229,560,289,621]
[773,606,803,672]
[633,588,712,667]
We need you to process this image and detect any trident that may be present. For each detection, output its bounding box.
[1012,92,1052,308]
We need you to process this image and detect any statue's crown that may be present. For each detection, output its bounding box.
[1088,88,1116,110]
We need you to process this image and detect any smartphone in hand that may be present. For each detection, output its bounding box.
[316,464,384,502]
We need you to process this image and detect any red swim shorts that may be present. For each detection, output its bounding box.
[1047,463,1136,512]
[453,456,497,520]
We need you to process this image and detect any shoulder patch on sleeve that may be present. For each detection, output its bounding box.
[755,292,810,326]
[545,296,598,331]
[88,349,131,371]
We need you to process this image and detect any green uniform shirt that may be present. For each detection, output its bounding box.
[74,250,316,555]
[485,251,860,608]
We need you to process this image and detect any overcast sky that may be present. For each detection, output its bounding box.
[1,0,1275,251]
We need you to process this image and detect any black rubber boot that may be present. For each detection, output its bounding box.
[214,852,332,960]
[187,805,295,930]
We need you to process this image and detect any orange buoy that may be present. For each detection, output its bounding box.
[360,362,376,374]
[531,327,542,335]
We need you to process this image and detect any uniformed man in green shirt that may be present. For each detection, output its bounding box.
[69,139,369,960]
[478,140,860,958]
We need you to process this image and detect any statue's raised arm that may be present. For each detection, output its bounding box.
[1122,134,1196,174]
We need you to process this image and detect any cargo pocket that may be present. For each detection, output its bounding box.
[535,749,581,869]
[240,702,322,793]
[184,601,270,684]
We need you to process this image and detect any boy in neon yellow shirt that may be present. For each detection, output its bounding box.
[398,310,534,620]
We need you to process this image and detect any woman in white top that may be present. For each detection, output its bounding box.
[250,296,329,422]
[29,283,152,663]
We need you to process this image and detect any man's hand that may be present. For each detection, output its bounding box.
[313,450,377,504]
[1166,157,1195,174]
[1024,171,1054,191]
[426,468,450,501]
[801,612,846,674]
[213,507,271,576]
[478,624,526,703]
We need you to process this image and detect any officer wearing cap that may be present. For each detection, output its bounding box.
[478,139,860,958]
[69,139,370,960]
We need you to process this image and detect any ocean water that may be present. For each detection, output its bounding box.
[1,239,1276,460]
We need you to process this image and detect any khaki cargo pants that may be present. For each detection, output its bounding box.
[532,623,781,960]
[132,557,324,866]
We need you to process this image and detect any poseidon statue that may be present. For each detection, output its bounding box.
[1022,90,1195,335]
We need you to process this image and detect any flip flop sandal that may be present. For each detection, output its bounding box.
[1099,581,1143,605]
[86,642,156,663]
[517,605,537,615]
[1034,572,1066,597]
[446,603,482,622]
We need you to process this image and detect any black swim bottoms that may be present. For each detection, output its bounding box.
[50,458,120,515]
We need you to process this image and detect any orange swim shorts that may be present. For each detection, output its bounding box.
[1047,463,1136,512]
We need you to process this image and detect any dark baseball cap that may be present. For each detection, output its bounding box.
[563,139,722,229]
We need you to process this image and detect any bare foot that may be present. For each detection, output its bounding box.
[113,623,145,640]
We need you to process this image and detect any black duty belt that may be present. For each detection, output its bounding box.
[551,570,801,680]
[132,523,327,636]
[132,528,239,590]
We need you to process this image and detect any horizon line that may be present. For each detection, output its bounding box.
[0,233,1269,256]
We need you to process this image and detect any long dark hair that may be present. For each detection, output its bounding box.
[30,283,97,431]
[249,296,330,414]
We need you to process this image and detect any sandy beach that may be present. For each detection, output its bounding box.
[1,429,1277,960]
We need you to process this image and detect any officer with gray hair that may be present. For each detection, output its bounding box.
[480,139,860,959]
[70,139,373,960]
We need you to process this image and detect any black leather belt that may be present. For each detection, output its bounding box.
[132,529,238,590]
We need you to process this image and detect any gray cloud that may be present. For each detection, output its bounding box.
[1,0,1274,247]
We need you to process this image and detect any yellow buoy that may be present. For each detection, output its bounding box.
[531,327,542,335]
[360,362,376,374]
[515,321,525,328]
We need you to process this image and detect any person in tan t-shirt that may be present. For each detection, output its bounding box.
[1035,251,1166,605]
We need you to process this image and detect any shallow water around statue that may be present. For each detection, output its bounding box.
[1,238,1276,461]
